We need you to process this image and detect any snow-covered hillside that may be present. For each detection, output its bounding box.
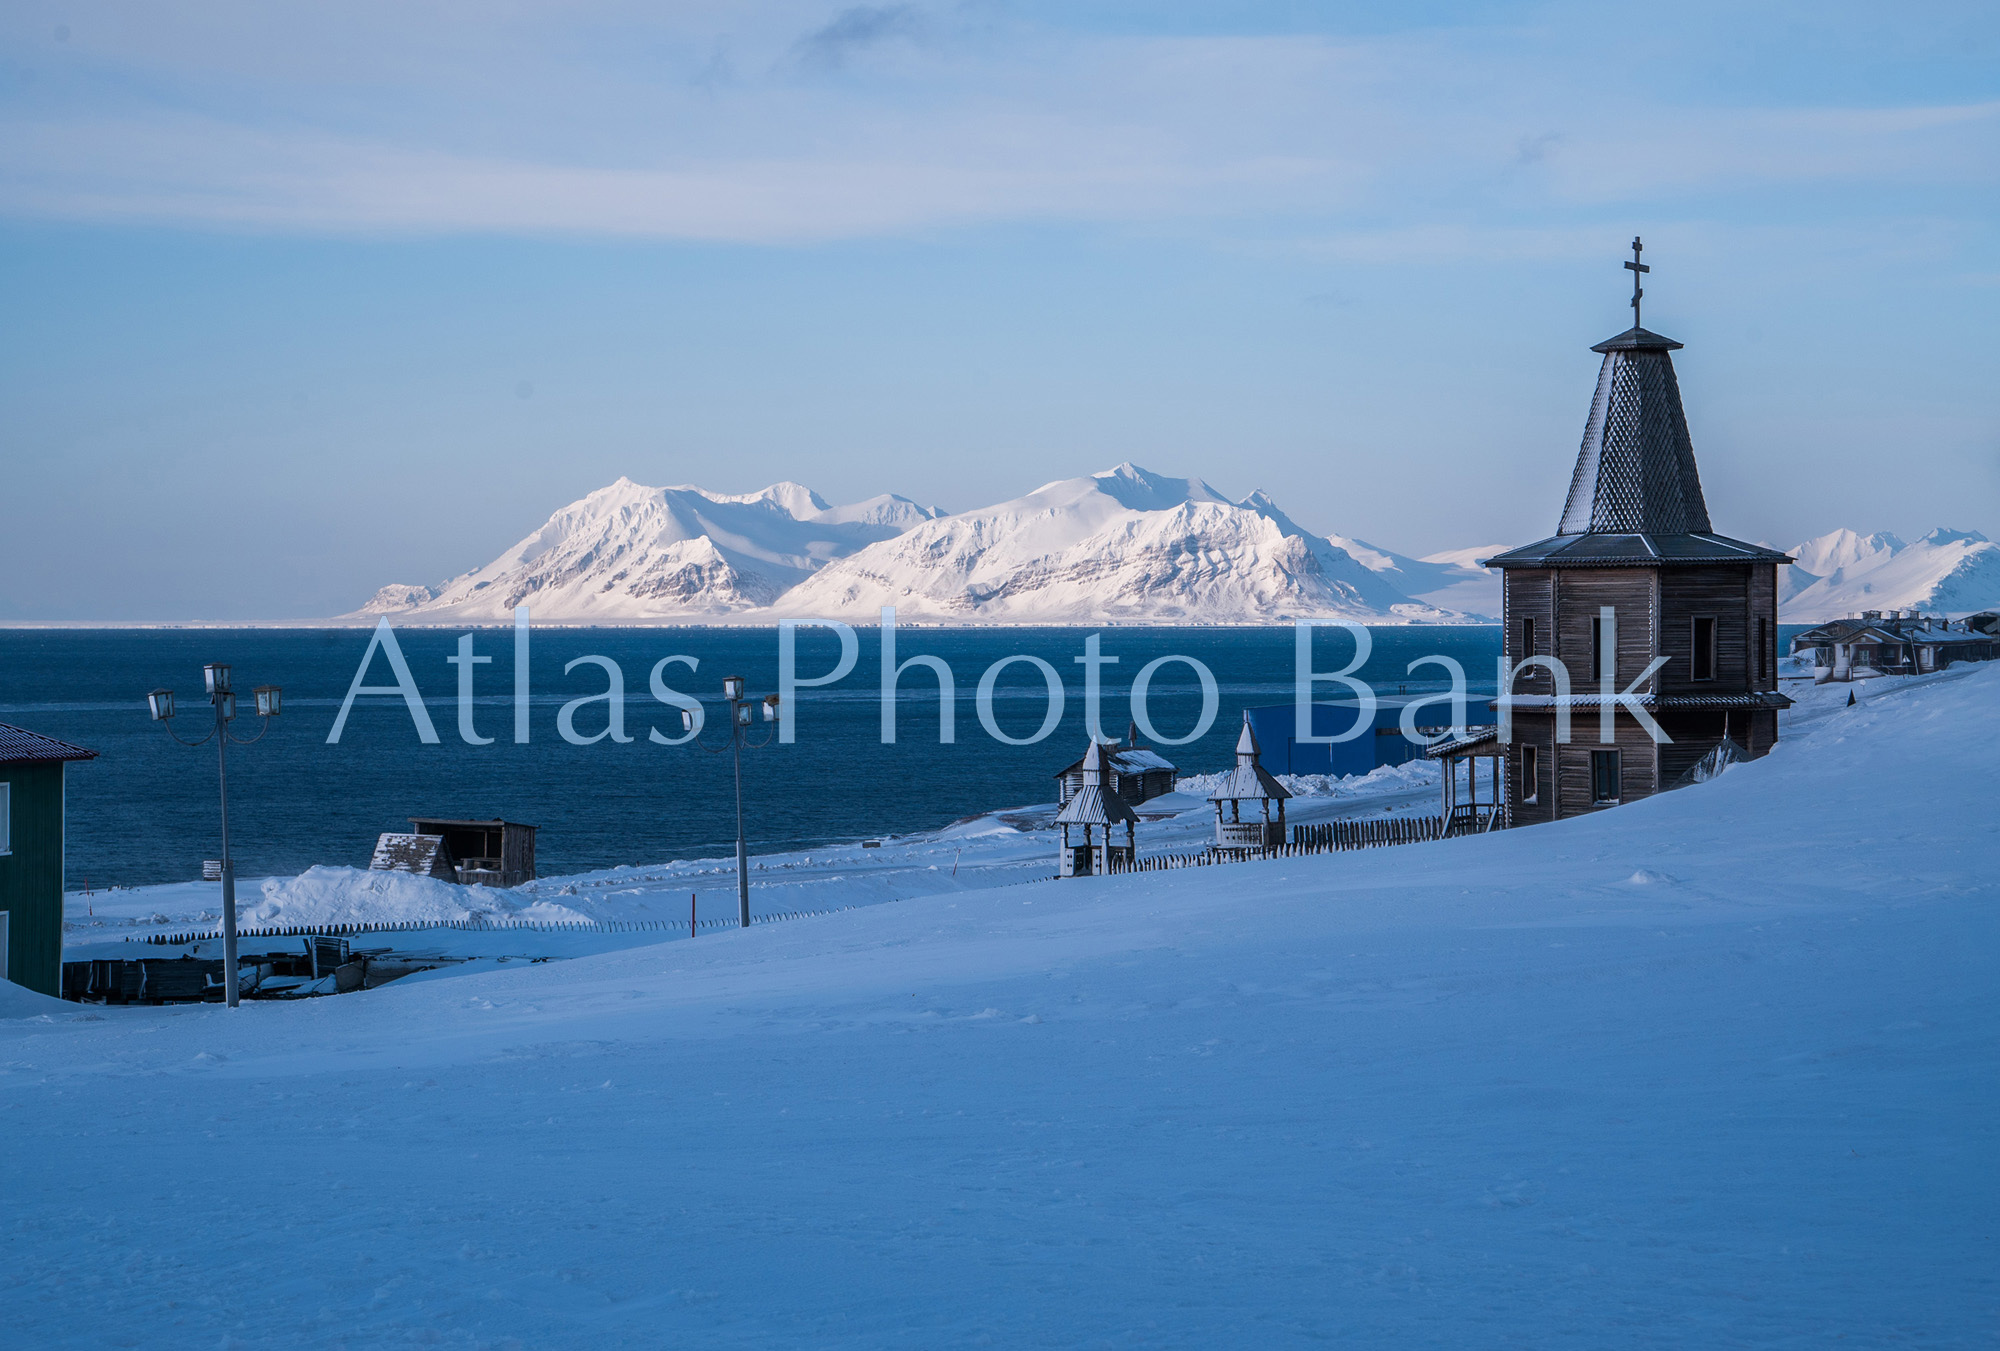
[10,665,1997,1345]
[356,477,941,622]
[1780,526,2000,621]
[773,464,1462,623]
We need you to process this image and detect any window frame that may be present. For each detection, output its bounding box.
[1589,615,1609,684]
[1756,617,1769,684]
[1692,615,1719,682]
[1518,615,1536,661]
[0,779,10,856]
[1590,749,1621,804]
[1519,744,1539,804]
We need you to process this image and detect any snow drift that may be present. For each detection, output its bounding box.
[246,866,588,929]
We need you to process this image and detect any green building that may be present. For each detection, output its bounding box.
[1,724,97,997]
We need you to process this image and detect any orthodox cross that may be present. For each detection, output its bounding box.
[1624,235,1649,328]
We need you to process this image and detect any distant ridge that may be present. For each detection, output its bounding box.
[1779,527,2000,621]
[354,464,1496,625]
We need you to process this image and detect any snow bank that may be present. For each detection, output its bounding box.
[1177,758,1440,800]
[9,665,2000,1345]
[246,866,588,929]
[0,978,74,1020]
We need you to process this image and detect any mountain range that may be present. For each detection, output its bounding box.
[1775,528,2000,622]
[353,466,1998,625]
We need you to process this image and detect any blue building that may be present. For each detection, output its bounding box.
[1244,695,1496,778]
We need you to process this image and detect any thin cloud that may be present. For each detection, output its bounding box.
[794,5,926,72]
[0,8,1993,241]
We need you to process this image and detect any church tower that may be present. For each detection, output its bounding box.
[1482,240,1793,822]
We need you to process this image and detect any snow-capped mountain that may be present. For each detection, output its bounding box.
[1319,536,1505,618]
[1780,527,2000,622]
[355,478,941,623]
[770,464,1462,624]
[1238,491,1501,618]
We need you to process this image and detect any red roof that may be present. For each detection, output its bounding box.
[0,723,98,765]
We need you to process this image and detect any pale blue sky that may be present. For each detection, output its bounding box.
[1,0,1995,619]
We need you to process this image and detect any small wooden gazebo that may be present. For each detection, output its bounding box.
[1054,741,1138,878]
[1209,714,1290,854]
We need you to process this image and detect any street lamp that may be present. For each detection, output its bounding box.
[148,662,281,1007]
[684,677,780,928]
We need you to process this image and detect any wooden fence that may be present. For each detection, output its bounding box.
[1103,814,1447,876]
[137,814,1451,943]
[137,906,862,948]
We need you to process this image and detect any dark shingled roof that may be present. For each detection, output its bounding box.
[1483,531,1792,569]
[1589,325,1684,353]
[1557,325,1711,536]
[0,723,98,765]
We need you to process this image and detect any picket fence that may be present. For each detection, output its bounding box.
[137,906,863,948]
[1103,814,1447,876]
[136,814,1450,945]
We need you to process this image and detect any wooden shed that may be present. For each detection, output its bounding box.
[0,723,97,997]
[1054,724,1178,807]
[406,818,536,887]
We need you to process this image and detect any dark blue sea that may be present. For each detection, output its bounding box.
[0,626,1512,887]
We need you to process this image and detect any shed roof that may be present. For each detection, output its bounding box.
[0,723,98,766]
[1053,745,1178,778]
[1424,727,1501,759]
[371,832,454,874]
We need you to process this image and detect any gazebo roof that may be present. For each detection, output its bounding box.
[1208,717,1290,802]
[1055,784,1139,826]
[1055,741,1139,826]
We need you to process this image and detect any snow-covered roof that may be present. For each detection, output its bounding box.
[1054,744,1178,778]
[370,833,452,875]
[1424,728,1501,759]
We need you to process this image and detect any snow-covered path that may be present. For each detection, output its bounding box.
[4,669,1995,1347]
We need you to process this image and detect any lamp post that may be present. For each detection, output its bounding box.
[684,676,779,928]
[147,664,281,1007]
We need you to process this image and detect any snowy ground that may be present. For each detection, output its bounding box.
[5,667,1995,1347]
[59,758,1449,960]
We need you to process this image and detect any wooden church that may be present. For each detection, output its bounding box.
[1483,240,1793,822]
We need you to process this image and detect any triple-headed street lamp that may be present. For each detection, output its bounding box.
[683,675,779,928]
[147,663,282,1008]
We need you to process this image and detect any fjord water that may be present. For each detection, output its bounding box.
[0,626,1501,888]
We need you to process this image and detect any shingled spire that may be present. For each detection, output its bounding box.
[1483,242,1788,569]
[1556,239,1712,536]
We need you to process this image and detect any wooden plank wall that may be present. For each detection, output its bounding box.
[1502,572,1557,691]
[0,762,66,997]
[1658,565,1752,693]
[1555,716,1660,814]
[1555,568,1658,691]
[1505,720,1559,825]
[1750,562,1778,691]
